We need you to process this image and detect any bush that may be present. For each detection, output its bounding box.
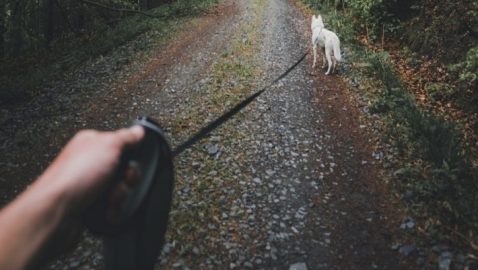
[449,47,478,107]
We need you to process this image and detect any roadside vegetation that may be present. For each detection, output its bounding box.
[301,0,478,265]
[0,0,217,104]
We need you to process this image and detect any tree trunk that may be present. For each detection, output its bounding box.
[0,1,5,57]
[139,0,149,10]
[11,0,24,55]
[148,0,172,9]
[45,0,55,47]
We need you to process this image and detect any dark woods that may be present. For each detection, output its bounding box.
[0,0,171,58]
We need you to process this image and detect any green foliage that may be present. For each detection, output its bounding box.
[366,52,461,167]
[324,10,356,43]
[402,1,478,60]
[345,0,398,40]
[449,47,478,99]
[363,51,478,231]
[425,82,454,102]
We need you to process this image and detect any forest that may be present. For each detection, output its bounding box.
[0,0,216,102]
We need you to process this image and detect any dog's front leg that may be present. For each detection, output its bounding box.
[322,47,326,69]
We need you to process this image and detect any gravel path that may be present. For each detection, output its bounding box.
[1,0,411,269]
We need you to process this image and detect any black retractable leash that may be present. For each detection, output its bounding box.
[84,52,308,270]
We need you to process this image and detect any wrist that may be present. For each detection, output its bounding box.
[0,176,70,269]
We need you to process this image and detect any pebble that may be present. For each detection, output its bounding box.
[253,177,262,184]
[289,262,308,270]
[400,217,415,229]
[207,144,219,155]
[69,261,80,268]
[399,245,416,256]
[244,261,253,268]
[438,251,453,270]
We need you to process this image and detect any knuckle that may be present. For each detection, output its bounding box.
[75,129,97,140]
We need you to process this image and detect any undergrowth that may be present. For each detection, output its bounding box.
[0,0,218,104]
[301,0,478,253]
[365,53,478,233]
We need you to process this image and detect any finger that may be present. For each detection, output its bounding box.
[124,162,142,187]
[114,125,145,148]
[109,181,130,205]
[107,182,131,223]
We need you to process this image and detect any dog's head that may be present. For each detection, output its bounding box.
[311,14,324,30]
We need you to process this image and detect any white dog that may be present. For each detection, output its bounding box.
[311,15,342,75]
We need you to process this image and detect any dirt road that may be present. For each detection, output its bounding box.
[1,0,411,269]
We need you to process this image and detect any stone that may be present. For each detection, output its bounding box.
[438,251,453,270]
[289,262,308,270]
[206,144,219,155]
[399,245,415,256]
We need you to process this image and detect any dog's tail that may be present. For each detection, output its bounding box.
[333,41,342,62]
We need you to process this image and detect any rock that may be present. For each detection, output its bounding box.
[400,217,415,229]
[391,243,400,250]
[172,260,183,268]
[162,243,172,254]
[192,161,202,169]
[438,251,453,270]
[399,245,415,256]
[289,262,308,270]
[210,136,221,143]
[69,260,81,268]
[243,261,253,268]
[206,144,219,155]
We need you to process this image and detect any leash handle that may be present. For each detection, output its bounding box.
[84,117,174,270]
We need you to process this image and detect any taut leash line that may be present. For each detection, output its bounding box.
[172,51,308,156]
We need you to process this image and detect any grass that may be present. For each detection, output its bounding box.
[0,0,218,104]
[301,0,478,253]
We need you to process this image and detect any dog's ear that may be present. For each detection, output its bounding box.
[312,15,316,20]
[318,15,323,21]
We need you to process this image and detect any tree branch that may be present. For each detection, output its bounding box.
[79,0,163,19]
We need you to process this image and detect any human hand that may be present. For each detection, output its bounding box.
[38,125,145,214]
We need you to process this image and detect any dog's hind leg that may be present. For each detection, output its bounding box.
[331,57,336,74]
[312,44,317,68]
[325,47,333,75]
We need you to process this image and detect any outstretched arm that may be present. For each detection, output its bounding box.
[0,126,144,269]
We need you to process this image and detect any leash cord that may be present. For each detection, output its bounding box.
[172,51,308,157]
